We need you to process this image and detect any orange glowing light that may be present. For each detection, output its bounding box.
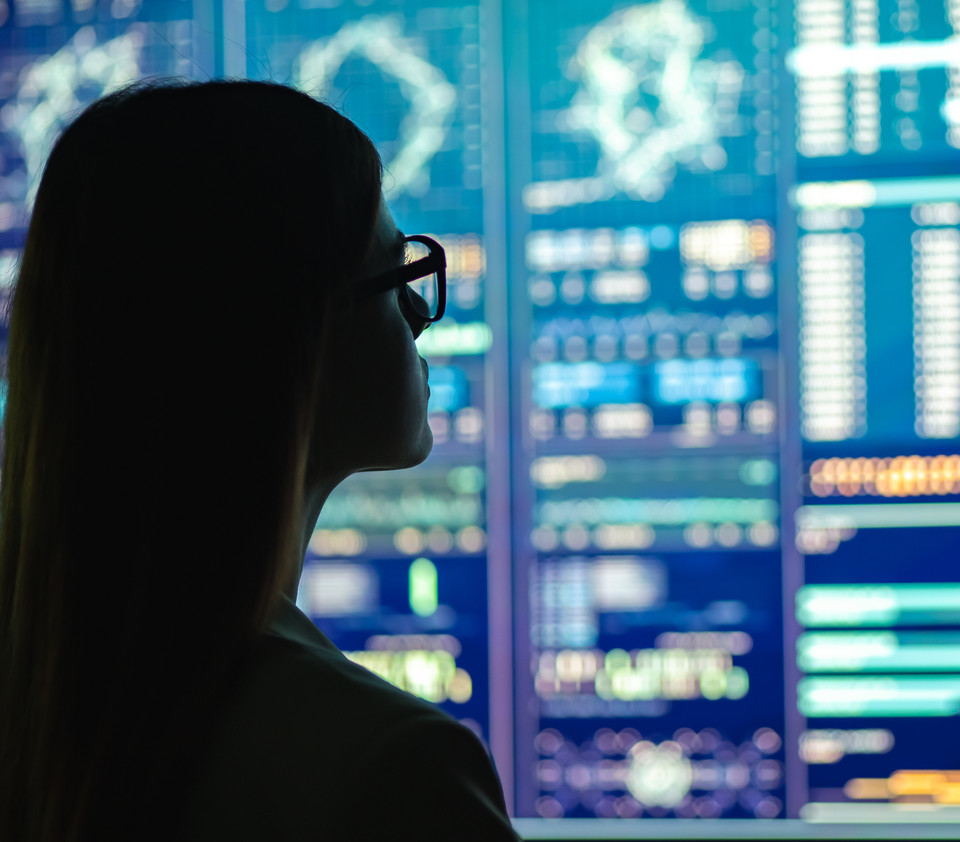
[749,222,773,261]
[810,455,960,497]
[846,770,960,803]
[935,782,960,804]
[889,771,948,797]
[844,778,891,800]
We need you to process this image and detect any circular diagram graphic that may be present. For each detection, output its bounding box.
[525,0,744,211]
[625,739,693,808]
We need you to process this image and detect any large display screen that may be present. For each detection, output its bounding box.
[2,0,958,836]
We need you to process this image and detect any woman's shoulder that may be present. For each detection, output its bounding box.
[184,630,474,840]
[183,592,521,840]
[223,593,440,723]
[246,627,453,734]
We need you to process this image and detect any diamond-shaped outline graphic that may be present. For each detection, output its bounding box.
[295,15,457,199]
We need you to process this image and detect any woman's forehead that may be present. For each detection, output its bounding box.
[376,196,405,260]
[376,195,397,238]
[358,195,404,280]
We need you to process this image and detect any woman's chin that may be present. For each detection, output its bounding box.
[358,427,433,472]
[405,425,433,467]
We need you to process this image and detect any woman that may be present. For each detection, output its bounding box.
[0,79,519,841]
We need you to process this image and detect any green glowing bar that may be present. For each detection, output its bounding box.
[415,321,493,356]
[797,584,960,627]
[409,557,438,618]
[797,503,960,530]
[798,676,960,717]
[798,631,960,672]
[539,496,778,526]
[318,493,482,529]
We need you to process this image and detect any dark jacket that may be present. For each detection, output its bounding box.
[184,594,520,840]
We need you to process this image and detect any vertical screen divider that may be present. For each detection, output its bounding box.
[777,0,808,818]
[479,0,515,814]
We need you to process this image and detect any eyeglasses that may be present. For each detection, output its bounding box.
[352,234,447,326]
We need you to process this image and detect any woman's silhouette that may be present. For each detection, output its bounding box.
[0,79,518,841]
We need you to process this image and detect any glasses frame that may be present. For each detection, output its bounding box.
[352,234,447,325]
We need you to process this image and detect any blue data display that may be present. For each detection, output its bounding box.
[426,365,471,413]
[790,0,960,167]
[515,1,784,819]
[654,358,761,405]
[533,362,643,408]
[2,0,959,833]
[790,2,960,827]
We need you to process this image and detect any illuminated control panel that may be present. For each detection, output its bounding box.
[790,0,960,161]
[2,0,959,834]
[788,0,960,823]
[510,0,786,820]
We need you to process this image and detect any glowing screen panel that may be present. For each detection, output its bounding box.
[790,0,960,825]
[244,0,499,753]
[1,0,959,835]
[512,0,786,821]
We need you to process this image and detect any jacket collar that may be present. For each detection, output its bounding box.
[266,592,343,658]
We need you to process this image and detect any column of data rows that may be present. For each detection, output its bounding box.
[913,227,960,438]
[948,0,960,148]
[850,0,879,155]
[794,0,847,157]
[799,232,866,441]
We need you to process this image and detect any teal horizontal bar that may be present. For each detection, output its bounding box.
[797,584,960,627]
[798,631,960,672]
[793,177,960,209]
[797,503,960,530]
[788,38,960,76]
[514,818,960,838]
[800,804,960,825]
[799,676,960,717]
[873,178,960,206]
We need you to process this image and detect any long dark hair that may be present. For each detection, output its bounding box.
[0,79,382,841]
